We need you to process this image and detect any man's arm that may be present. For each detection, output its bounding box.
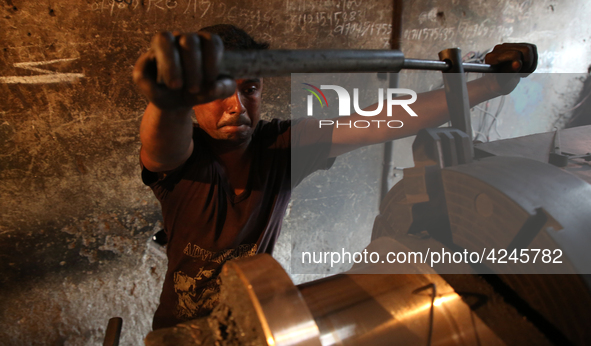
[133,32,235,172]
[139,103,194,172]
[329,43,538,158]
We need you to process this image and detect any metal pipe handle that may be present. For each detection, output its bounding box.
[221,49,495,78]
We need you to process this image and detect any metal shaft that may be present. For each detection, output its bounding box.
[221,50,495,78]
[439,48,474,143]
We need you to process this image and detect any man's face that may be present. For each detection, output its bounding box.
[193,78,263,144]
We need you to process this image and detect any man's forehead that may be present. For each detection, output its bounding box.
[236,78,261,85]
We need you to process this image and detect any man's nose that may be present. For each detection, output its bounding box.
[224,91,246,114]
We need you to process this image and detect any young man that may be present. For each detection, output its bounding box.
[133,24,537,330]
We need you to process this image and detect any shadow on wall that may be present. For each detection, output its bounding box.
[566,70,591,128]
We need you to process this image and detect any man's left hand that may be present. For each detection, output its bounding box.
[483,43,538,95]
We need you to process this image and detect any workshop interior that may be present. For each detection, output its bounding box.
[2,0,591,345]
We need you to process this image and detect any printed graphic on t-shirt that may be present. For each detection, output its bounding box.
[173,269,220,320]
[183,243,258,263]
[173,243,258,320]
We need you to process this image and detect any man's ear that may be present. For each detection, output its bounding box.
[191,106,199,124]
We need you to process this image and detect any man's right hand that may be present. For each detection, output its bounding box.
[133,32,236,111]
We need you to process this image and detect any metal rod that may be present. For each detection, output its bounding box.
[221,50,496,78]
[403,59,495,73]
[439,48,474,143]
[381,0,404,205]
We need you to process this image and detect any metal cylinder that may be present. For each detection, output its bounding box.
[297,272,503,346]
[221,251,505,346]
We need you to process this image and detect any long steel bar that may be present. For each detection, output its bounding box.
[221,50,496,78]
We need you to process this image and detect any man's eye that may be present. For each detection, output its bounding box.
[242,86,257,95]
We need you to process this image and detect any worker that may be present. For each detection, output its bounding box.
[132,24,537,330]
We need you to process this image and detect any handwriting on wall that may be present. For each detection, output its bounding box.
[90,0,392,46]
[404,21,514,42]
[405,1,533,43]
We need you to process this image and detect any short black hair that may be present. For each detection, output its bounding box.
[198,24,270,50]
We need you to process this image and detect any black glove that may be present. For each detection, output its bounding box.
[481,43,538,96]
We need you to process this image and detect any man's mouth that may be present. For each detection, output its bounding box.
[219,117,251,128]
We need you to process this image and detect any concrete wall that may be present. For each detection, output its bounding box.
[0,0,391,344]
[1,0,590,344]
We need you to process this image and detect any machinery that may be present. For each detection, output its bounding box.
[141,48,591,346]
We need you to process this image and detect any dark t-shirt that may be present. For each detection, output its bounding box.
[141,118,334,330]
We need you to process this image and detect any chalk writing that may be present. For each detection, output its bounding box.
[536,50,561,72]
[285,0,363,13]
[292,11,363,27]
[336,22,391,37]
[90,0,392,44]
[183,0,212,16]
[457,20,513,38]
[91,0,141,14]
[418,8,440,25]
[502,0,532,23]
[404,20,513,42]
[0,58,84,84]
